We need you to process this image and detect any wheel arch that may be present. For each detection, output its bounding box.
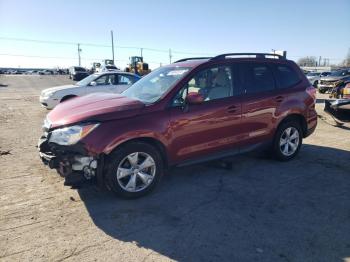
[276,114,308,137]
[60,94,77,102]
[105,137,169,169]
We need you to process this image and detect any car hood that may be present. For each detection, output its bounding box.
[47,93,145,128]
[322,76,345,81]
[306,76,317,79]
[42,84,77,94]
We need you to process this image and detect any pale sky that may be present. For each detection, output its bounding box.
[0,0,349,69]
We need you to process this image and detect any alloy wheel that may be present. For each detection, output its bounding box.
[279,127,300,156]
[116,152,156,192]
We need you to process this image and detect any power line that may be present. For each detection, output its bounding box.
[0,53,165,64]
[0,36,216,56]
[0,37,345,65]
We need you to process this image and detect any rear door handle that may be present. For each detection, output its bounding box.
[275,96,284,103]
[227,105,238,113]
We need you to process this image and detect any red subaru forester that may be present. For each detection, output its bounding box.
[38,53,317,198]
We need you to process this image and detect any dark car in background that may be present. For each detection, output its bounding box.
[69,66,89,81]
[38,53,317,198]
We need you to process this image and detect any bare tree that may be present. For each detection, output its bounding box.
[297,56,318,67]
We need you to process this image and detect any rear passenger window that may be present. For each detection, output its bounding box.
[238,63,275,94]
[118,74,136,85]
[274,65,300,89]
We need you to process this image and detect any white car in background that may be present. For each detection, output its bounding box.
[39,71,140,109]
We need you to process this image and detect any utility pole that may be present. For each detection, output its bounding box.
[319,56,322,67]
[77,43,82,66]
[140,48,143,57]
[111,30,115,64]
[169,48,172,64]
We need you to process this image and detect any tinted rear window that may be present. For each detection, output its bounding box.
[274,65,300,89]
[75,67,86,72]
[238,63,275,94]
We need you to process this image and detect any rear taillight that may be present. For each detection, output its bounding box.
[306,85,316,102]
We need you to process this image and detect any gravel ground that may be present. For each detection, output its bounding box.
[0,75,349,262]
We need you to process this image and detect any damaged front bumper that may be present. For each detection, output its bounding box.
[38,132,102,183]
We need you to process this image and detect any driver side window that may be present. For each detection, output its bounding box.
[94,75,115,86]
[172,66,233,106]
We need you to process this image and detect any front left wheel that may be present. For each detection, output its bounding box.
[105,142,163,199]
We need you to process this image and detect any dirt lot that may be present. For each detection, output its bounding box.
[0,75,349,262]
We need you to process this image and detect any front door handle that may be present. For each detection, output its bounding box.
[275,96,284,103]
[227,105,238,113]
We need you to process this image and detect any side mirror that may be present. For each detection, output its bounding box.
[186,92,204,105]
[90,81,97,86]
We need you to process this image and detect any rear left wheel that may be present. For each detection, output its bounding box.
[273,121,302,161]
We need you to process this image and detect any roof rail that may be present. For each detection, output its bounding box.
[174,57,212,63]
[210,53,285,61]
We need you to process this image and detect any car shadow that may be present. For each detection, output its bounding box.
[77,144,350,262]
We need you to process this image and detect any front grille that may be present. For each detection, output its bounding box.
[320,80,337,85]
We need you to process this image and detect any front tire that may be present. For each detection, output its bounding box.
[105,142,163,199]
[272,121,302,161]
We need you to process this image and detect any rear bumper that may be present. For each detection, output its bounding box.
[305,109,317,138]
[305,125,316,137]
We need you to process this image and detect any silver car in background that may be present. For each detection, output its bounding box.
[319,70,350,93]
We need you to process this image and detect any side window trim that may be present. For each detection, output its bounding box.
[231,63,243,96]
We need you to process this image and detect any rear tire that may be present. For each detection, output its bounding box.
[105,142,163,199]
[272,121,302,161]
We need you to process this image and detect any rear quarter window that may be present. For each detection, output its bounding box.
[274,65,301,89]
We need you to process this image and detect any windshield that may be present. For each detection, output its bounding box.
[122,66,190,103]
[329,70,346,77]
[307,72,319,76]
[76,74,98,86]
